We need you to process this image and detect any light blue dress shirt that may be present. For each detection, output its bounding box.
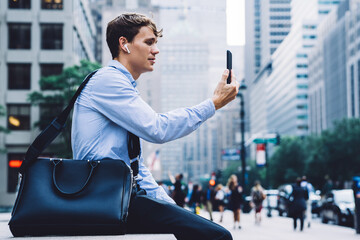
[71,60,215,203]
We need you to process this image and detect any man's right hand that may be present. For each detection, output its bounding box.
[212,70,239,110]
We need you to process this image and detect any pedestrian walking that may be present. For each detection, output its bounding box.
[72,12,238,240]
[227,175,243,229]
[168,172,187,207]
[214,184,226,222]
[205,185,216,221]
[289,178,309,231]
[301,176,313,228]
[190,184,203,214]
[251,180,266,225]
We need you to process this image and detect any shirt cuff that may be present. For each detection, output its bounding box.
[197,98,216,121]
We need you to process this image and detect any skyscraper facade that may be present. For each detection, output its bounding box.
[249,0,345,139]
[245,0,292,84]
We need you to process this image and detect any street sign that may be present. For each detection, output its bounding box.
[256,144,266,166]
[221,148,240,161]
[252,133,280,145]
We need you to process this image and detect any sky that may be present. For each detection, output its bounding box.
[227,0,245,46]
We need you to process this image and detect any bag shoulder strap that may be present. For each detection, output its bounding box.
[20,70,140,174]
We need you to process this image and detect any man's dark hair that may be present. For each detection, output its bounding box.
[106,13,163,59]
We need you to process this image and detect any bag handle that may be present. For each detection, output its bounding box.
[52,159,99,196]
[20,70,140,174]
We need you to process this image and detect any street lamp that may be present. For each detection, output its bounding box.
[237,79,247,190]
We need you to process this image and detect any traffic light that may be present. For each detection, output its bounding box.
[209,172,216,186]
[276,133,281,145]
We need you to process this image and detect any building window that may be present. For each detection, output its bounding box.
[39,104,63,130]
[297,125,309,130]
[297,64,308,68]
[296,94,308,99]
[8,0,31,9]
[7,104,31,130]
[296,104,308,109]
[40,62,63,80]
[40,64,63,90]
[296,74,308,78]
[41,24,63,50]
[8,23,31,49]
[8,63,31,90]
[297,84,308,89]
[41,0,63,10]
[296,53,308,58]
[8,153,25,193]
[297,115,308,119]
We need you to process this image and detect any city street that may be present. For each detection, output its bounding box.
[0,209,359,240]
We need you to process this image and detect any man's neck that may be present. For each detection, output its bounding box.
[114,58,140,80]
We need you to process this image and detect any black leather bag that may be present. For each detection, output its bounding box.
[8,71,140,236]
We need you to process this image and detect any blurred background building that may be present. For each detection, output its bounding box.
[0,0,95,206]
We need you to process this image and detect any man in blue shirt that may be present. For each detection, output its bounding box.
[72,13,238,240]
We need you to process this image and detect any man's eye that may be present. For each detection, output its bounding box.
[146,41,153,45]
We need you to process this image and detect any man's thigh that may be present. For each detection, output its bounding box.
[126,195,232,240]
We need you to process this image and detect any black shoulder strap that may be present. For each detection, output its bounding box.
[20,70,140,174]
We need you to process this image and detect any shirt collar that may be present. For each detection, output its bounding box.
[107,60,137,88]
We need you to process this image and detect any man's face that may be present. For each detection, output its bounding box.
[127,26,159,76]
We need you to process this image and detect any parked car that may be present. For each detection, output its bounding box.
[320,189,355,227]
[310,190,322,216]
[263,189,279,209]
[277,184,292,216]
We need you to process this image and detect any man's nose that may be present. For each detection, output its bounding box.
[152,44,160,55]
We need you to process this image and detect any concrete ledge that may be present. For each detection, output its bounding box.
[0,213,176,239]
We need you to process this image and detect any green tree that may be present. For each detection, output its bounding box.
[28,60,101,158]
[0,105,10,153]
[312,118,360,187]
[269,137,307,187]
[247,159,266,190]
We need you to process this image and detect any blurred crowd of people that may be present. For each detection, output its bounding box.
[165,173,268,230]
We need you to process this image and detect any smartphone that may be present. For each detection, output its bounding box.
[226,50,232,84]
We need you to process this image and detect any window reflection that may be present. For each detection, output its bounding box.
[8,23,31,49]
[41,0,63,10]
[8,0,31,9]
[8,63,31,90]
[7,104,31,130]
[41,24,63,50]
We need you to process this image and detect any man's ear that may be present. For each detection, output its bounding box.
[119,36,129,54]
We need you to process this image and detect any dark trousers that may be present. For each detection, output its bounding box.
[126,195,233,240]
[293,213,304,231]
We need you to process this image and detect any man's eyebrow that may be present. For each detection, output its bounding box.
[145,37,157,43]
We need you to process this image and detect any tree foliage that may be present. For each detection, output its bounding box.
[269,137,307,187]
[268,118,360,189]
[28,60,101,158]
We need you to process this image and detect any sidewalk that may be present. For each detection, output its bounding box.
[1,209,360,239]
[200,209,360,240]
